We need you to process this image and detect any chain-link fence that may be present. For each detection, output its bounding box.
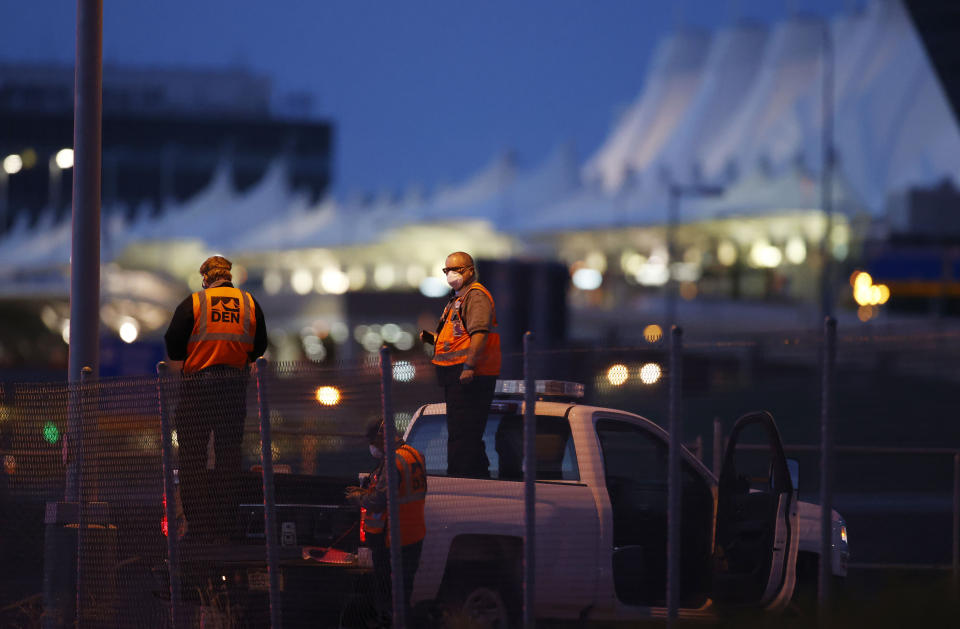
[2,323,960,628]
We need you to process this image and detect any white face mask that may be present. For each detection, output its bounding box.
[369,445,383,458]
[446,271,464,291]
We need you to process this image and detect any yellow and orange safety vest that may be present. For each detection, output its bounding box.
[431,282,501,376]
[183,286,257,374]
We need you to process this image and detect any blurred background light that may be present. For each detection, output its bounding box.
[639,362,662,385]
[606,363,628,386]
[315,386,341,406]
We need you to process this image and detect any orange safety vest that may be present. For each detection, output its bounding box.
[183,286,257,374]
[431,282,501,376]
[390,444,427,547]
[360,445,427,547]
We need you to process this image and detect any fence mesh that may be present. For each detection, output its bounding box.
[2,325,960,627]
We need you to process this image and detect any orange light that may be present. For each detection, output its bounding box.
[315,386,341,406]
[643,324,663,344]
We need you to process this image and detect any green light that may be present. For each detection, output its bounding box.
[43,422,60,444]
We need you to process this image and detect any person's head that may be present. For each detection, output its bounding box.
[364,418,401,458]
[200,255,232,288]
[443,251,476,292]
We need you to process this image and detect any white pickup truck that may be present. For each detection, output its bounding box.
[401,380,849,626]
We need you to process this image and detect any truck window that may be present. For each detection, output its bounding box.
[406,413,580,481]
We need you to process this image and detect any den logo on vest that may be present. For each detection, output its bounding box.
[210,296,241,323]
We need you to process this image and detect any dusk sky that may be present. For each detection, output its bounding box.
[0,0,846,197]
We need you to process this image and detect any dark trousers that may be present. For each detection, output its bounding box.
[174,366,249,541]
[442,374,497,478]
[371,537,424,622]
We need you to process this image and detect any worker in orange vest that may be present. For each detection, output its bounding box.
[164,255,268,543]
[348,419,426,624]
[420,251,501,478]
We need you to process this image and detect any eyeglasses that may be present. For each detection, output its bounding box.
[442,265,472,274]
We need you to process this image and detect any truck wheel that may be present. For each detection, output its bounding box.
[442,584,513,628]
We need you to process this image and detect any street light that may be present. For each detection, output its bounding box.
[49,147,74,213]
[1,153,24,232]
[665,183,725,327]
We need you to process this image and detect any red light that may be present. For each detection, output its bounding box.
[161,494,169,537]
[359,507,367,543]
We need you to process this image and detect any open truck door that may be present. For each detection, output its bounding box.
[712,411,799,612]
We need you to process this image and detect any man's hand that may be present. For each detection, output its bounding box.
[344,485,366,504]
[419,330,436,345]
[460,366,475,384]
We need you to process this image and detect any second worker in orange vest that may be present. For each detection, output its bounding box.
[420,251,501,478]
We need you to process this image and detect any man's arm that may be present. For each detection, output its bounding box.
[459,288,494,383]
[251,297,268,360]
[164,296,194,361]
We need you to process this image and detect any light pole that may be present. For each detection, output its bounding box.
[819,20,835,321]
[1,153,24,232]
[665,182,724,327]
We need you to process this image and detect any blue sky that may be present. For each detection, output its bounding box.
[0,0,846,197]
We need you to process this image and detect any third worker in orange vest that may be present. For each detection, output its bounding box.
[420,251,501,478]
[347,419,426,624]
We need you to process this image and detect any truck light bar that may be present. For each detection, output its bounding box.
[494,379,585,399]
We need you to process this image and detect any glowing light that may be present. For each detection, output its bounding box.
[291,269,314,295]
[3,154,23,175]
[878,284,890,304]
[347,266,367,290]
[330,322,349,344]
[55,148,74,169]
[41,305,59,330]
[857,305,874,322]
[315,386,341,406]
[639,362,662,385]
[621,251,645,275]
[381,323,401,344]
[749,241,782,268]
[361,331,383,353]
[395,330,415,351]
[405,265,427,288]
[61,320,70,344]
[320,268,349,294]
[636,262,668,286]
[606,364,629,386]
[420,276,449,298]
[263,269,283,295]
[118,318,139,343]
[393,361,416,382]
[43,421,60,444]
[373,264,396,290]
[853,272,876,307]
[785,236,807,264]
[643,324,663,343]
[572,268,603,291]
[717,241,738,267]
[585,251,607,272]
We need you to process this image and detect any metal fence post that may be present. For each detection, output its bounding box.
[255,357,283,629]
[523,331,536,629]
[953,452,959,595]
[156,361,184,629]
[380,346,406,629]
[75,366,91,626]
[712,417,723,476]
[819,317,837,623]
[666,325,683,624]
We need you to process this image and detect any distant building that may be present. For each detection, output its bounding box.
[0,62,332,229]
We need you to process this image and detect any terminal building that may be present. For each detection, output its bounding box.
[0,0,958,376]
